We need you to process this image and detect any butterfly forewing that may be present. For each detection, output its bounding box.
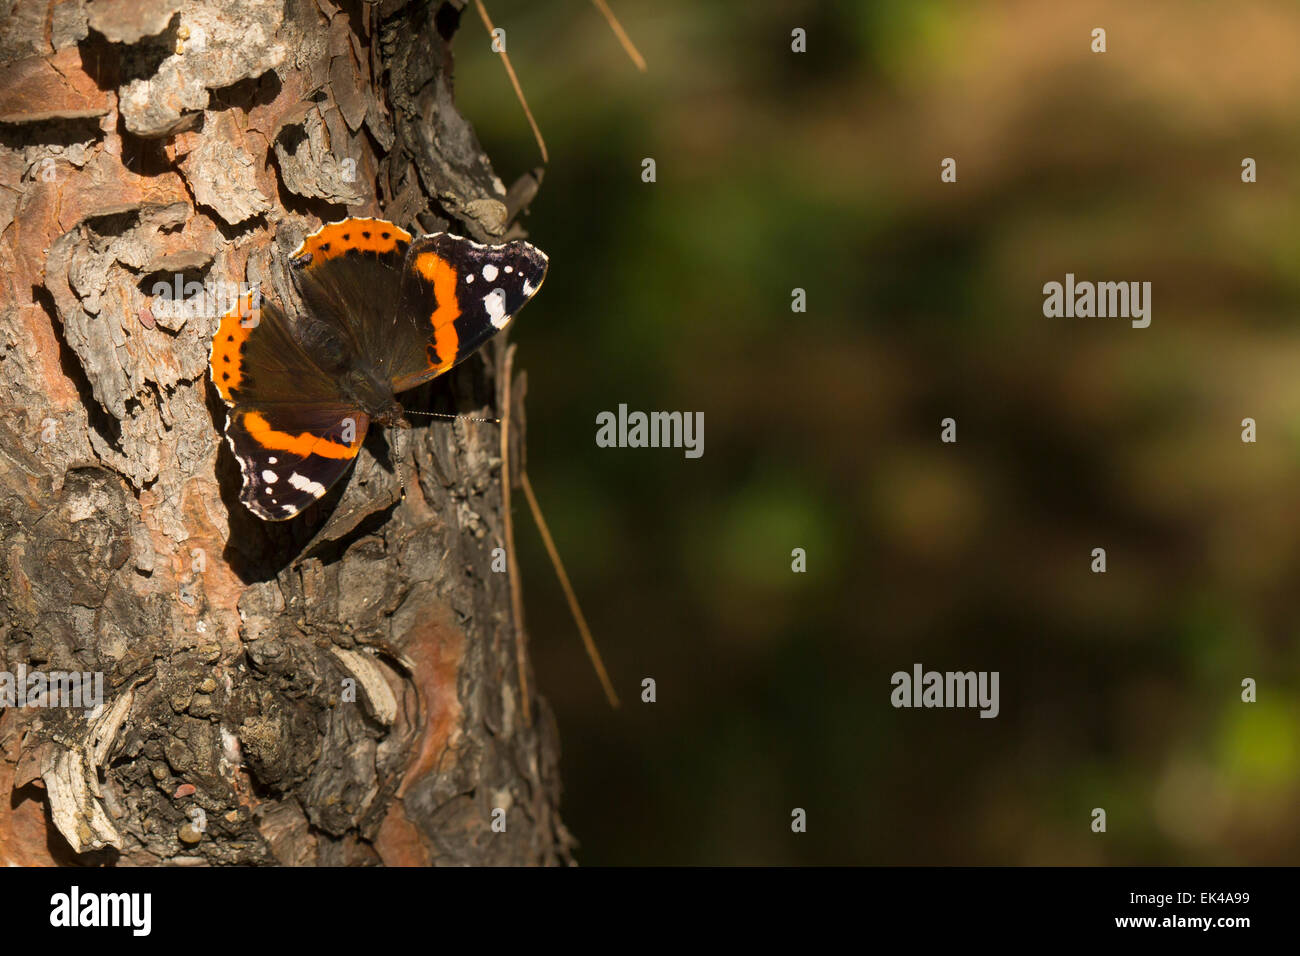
[288,217,413,376]
[388,233,549,393]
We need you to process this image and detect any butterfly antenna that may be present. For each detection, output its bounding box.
[404,410,501,425]
[590,0,647,72]
[473,0,548,163]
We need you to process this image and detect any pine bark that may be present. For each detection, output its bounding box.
[0,0,568,865]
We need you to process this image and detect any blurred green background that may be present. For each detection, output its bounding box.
[454,0,1300,864]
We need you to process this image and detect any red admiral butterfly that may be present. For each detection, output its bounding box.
[209,217,548,520]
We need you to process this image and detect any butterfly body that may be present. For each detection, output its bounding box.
[336,366,404,426]
[209,217,548,520]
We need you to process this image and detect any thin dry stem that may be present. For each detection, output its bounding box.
[590,0,647,72]
[474,0,549,163]
[521,471,620,709]
[500,343,533,725]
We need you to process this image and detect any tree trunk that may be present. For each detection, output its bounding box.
[0,0,569,866]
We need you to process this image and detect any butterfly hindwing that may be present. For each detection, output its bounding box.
[388,233,549,393]
[224,405,369,520]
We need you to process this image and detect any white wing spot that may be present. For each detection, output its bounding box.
[484,288,509,328]
[465,273,474,284]
[261,470,278,483]
[504,265,513,274]
[289,472,327,498]
[522,279,535,295]
[482,263,498,281]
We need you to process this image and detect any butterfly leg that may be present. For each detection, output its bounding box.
[390,422,411,504]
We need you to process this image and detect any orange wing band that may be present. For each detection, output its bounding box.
[291,217,413,266]
[240,410,364,460]
[211,291,262,403]
[414,250,461,371]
